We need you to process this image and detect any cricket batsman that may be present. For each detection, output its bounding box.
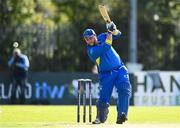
[83,22,132,124]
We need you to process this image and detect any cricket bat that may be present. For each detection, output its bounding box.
[98,5,111,23]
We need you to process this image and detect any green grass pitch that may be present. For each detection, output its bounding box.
[0,105,179,128]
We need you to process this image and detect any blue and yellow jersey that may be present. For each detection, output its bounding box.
[87,31,124,72]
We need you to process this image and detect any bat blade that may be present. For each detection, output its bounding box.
[98,5,111,23]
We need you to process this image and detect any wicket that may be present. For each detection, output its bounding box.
[77,79,92,123]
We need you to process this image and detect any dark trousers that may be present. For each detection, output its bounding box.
[10,77,27,104]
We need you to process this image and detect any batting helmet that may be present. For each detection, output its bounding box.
[83,29,96,38]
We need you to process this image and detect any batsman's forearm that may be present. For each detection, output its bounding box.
[112,30,122,40]
[112,29,120,35]
[105,33,112,45]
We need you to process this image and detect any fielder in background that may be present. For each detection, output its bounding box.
[83,22,131,124]
[8,46,29,104]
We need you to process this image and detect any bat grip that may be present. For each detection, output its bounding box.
[106,20,111,23]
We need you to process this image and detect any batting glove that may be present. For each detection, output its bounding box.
[106,21,117,32]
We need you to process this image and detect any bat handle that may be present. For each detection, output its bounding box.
[106,20,111,23]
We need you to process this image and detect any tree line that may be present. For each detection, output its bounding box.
[0,0,179,72]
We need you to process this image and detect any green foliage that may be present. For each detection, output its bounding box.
[138,0,180,70]
[0,0,35,26]
[0,0,179,71]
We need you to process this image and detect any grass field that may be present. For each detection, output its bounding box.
[0,105,180,128]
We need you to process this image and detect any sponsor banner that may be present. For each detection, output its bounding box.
[0,72,99,104]
[0,78,119,105]
[133,71,180,106]
[0,71,179,106]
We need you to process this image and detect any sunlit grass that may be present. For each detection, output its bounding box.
[0,105,179,127]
